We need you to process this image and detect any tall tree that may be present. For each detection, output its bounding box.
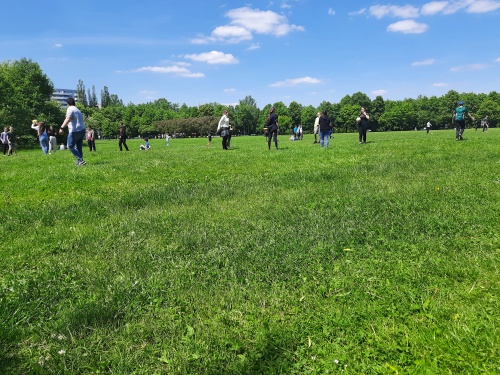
[288,101,303,127]
[88,85,98,108]
[76,79,88,107]
[101,86,111,108]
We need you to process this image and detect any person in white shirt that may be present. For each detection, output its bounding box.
[313,112,320,144]
[217,110,230,150]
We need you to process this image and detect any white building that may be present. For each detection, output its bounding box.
[51,89,78,108]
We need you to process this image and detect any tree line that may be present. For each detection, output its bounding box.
[1,58,499,145]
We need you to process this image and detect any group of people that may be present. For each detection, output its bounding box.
[1,126,17,156]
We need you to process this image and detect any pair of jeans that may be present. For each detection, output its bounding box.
[319,130,329,147]
[39,133,49,154]
[67,130,85,161]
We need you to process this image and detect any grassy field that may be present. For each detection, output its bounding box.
[1,129,499,374]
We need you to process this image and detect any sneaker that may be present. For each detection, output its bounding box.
[459,134,463,140]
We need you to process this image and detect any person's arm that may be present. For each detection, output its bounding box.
[60,116,70,133]
[468,112,475,121]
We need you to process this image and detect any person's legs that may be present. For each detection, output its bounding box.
[67,131,84,162]
[123,139,129,151]
[222,135,228,150]
[362,126,367,143]
[273,131,278,149]
[119,138,123,151]
[358,127,363,143]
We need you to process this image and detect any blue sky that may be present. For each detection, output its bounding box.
[2,0,500,108]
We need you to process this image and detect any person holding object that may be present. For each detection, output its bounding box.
[266,106,279,150]
[357,107,369,144]
[217,110,230,150]
[452,101,475,141]
[31,119,49,154]
[59,97,86,165]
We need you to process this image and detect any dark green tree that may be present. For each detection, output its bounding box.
[76,79,88,107]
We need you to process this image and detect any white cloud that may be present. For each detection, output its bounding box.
[387,20,429,34]
[246,43,261,51]
[411,58,436,66]
[372,89,388,96]
[53,43,63,48]
[211,26,253,43]
[226,7,304,37]
[433,83,448,87]
[132,65,204,78]
[467,0,500,13]
[496,57,500,62]
[183,51,238,64]
[421,1,450,15]
[450,63,489,72]
[270,76,322,87]
[328,8,336,15]
[349,8,367,16]
[224,88,236,92]
[369,4,420,19]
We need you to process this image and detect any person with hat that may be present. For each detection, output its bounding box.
[453,101,475,141]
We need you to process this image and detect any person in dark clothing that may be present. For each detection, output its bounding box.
[118,121,129,151]
[267,106,279,150]
[319,110,332,148]
[357,107,369,144]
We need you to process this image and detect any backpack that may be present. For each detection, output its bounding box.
[455,107,466,121]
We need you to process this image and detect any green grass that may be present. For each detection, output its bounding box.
[1,129,499,374]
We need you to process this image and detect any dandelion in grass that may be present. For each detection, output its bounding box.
[334,359,340,364]
[58,334,65,340]
[58,350,66,355]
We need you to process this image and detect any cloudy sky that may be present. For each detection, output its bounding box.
[1,0,499,107]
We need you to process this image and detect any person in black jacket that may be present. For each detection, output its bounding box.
[118,121,129,151]
[357,107,369,144]
[319,110,332,148]
[267,106,279,150]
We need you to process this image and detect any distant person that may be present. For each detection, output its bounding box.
[7,126,17,156]
[48,126,57,154]
[1,127,8,156]
[297,124,303,140]
[426,121,432,134]
[217,110,230,150]
[207,133,212,147]
[319,110,332,148]
[31,120,49,154]
[140,137,151,150]
[313,112,320,143]
[357,107,370,144]
[87,125,96,151]
[482,116,489,132]
[59,97,86,165]
[266,106,279,150]
[227,125,233,148]
[118,121,129,151]
[166,133,171,147]
[453,101,475,141]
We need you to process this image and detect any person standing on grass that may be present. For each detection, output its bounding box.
[86,125,96,152]
[166,133,171,147]
[31,120,49,154]
[118,121,129,151]
[59,97,86,165]
[227,125,233,148]
[48,126,57,154]
[217,110,230,150]
[452,101,475,141]
[482,116,489,132]
[267,106,279,150]
[7,126,17,156]
[426,121,432,134]
[357,107,370,144]
[207,133,212,147]
[1,127,8,156]
[313,112,320,144]
[319,110,332,148]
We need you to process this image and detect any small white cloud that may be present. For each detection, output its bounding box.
[183,51,238,64]
[224,88,236,92]
[495,57,500,63]
[450,63,489,72]
[372,89,387,96]
[270,76,322,87]
[421,1,449,15]
[132,65,204,78]
[328,8,336,15]
[370,4,420,19]
[387,20,429,34]
[433,83,448,87]
[467,0,500,13]
[246,43,261,51]
[349,8,367,16]
[54,43,63,48]
[411,58,436,66]
[211,25,253,43]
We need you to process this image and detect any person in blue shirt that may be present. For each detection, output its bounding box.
[140,137,151,150]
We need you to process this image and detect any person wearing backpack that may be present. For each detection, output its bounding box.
[453,101,475,141]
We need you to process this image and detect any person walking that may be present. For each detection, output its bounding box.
[207,133,212,147]
[313,112,320,144]
[1,127,8,156]
[319,110,332,148]
[31,120,49,154]
[59,97,86,165]
[217,110,230,150]
[7,126,17,156]
[453,101,475,141]
[482,116,489,132]
[48,126,57,154]
[266,106,279,150]
[118,121,129,151]
[86,125,96,151]
[357,107,370,144]
[426,121,432,134]
[166,133,171,147]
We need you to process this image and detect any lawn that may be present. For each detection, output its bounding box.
[1,129,499,374]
